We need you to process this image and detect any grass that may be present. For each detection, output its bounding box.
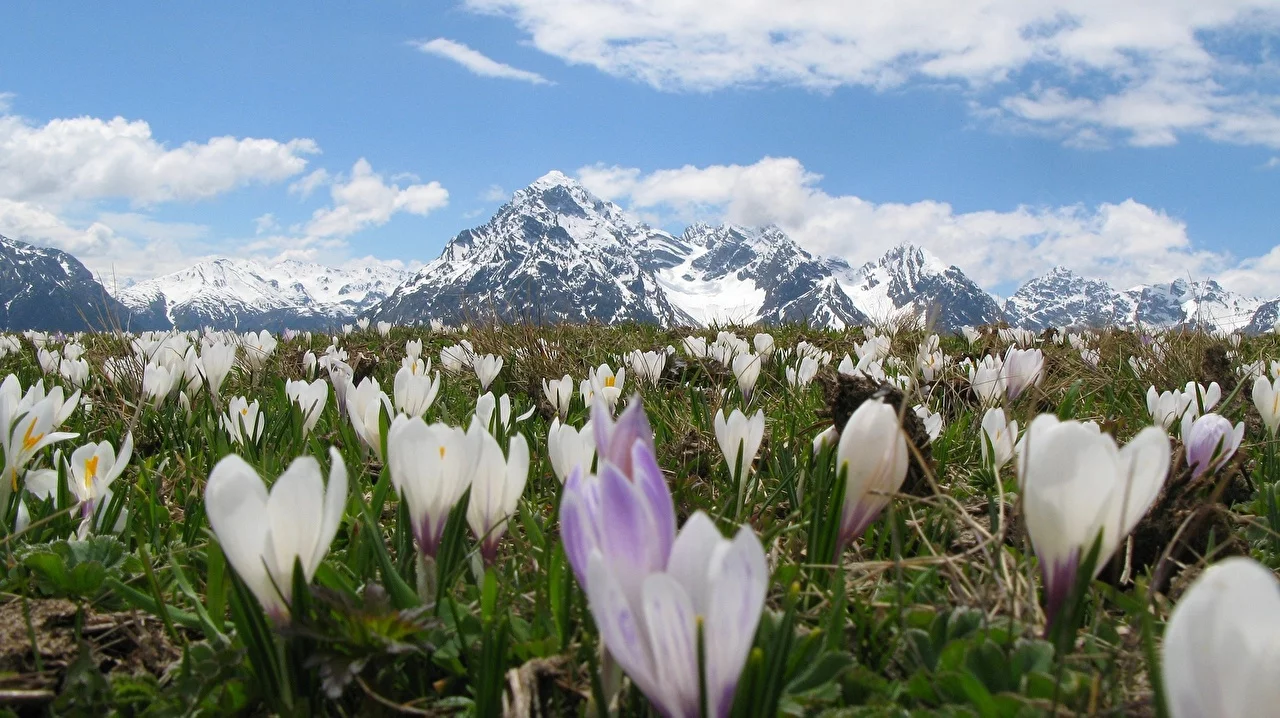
[0,321,1276,716]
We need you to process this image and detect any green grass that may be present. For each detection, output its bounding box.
[0,321,1276,716]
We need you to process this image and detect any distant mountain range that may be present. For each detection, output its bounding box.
[0,171,1275,333]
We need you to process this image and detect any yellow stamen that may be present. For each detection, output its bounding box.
[84,456,99,490]
[21,418,43,452]
[604,376,616,388]
[439,446,446,459]
[241,407,248,415]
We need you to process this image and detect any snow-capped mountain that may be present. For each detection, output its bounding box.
[0,234,166,331]
[648,223,868,328]
[115,258,408,331]
[374,171,697,326]
[1004,270,1274,333]
[837,244,1002,330]
[1003,267,1133,330]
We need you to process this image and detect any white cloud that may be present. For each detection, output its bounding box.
[0,93,12,113]
[468,0,1280,148]
[414,37,552,85]
[0,199,216,283]
[302,158,449,240]
[481,184,509,202]
[1264,156,1280,169]
[289,168,331,198]
[576,156,1271,294]
[254,213,279,235]
[0,113,318,205]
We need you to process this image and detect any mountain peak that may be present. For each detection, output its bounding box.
[528,169,579,190]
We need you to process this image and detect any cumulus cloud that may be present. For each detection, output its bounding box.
[414,37,551,85]
[576,156,1269,293]
[481,184,509,202]
[289,168,331,198]
[0,113,317,205]
[302,158,449,240]
[467,0,1280,148]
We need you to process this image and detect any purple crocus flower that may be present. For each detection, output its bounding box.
[1182,413,1245,479]
[561,397,768,718]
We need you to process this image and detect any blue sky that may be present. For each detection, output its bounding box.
[2,2,1279,296]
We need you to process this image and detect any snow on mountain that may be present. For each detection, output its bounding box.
[1003,267,1132,330]
[649,223,868,328]
[375,170,698,326]
[837,244,1002,330]
[115,258,408,331]
[0,234,165,331]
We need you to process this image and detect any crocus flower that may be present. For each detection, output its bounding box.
[1146,386,1191,431]
[376,321,392,337]
[626,350,667,386]
[732,353,762,404]
[303,350,318,380]
[834,400,909,556]
[347,377,393,459]
[1181,413,1244,479]
[980,407,1017,470]
[1,381,80,498]
[1016,415,1170,627]
[222,396,264,446]
[142,363,180,406]
[205,448,347,621]
[405,339,423,360]
[393,364,441,418]
[542,375,574,420]
[67,433,133,535]
[1178,381,1221,422]
[562,397,766,717]
[1163,557,1280,718]
[386,416,475,558]
[965,355,1006,406]
[913,404,942,443]
[787,356,819,389]
[589,363,625,410]
[285,378,328,437]
[241,330,277,373]
[466,428,530,563]
[472,354,503,391]
[1001,347,1044,402]
[682,336,709,359]
[585,511,767,718]
[560,398,672,593]
[713,409,765,487]
[475,392,535,435]
[753,332,775,358]
[547,418,596,483]
[1253,375,1280,437]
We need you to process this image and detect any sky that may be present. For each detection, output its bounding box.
[1,1,1279,297]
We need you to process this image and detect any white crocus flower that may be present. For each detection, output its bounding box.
[1181,381,1222,420]
[67,434,133,535]
[542,375,574,420]
[347,377,393,459]
[833,400,909,557]
[1001,347,1044,401]
[547,418,596,484]
[732,352,762,404]
[467,426,530,563]
[142,363,180,406]
[387,415,476,558]
[393,365,441,419]
[405,338,423,360]
[222,396,265,446]
[1253,375,1280,438]
[205,448,348,621]
[965,355,1006,406]
[475,392,534,435]
[913,405,942,443]
[979,407,1018,470]
[241,330,277,373]
[473,353,504,390]
[753,332,776,359]
[681,336,709,359]
[713,409,765,489]
[1146,386,1191,431]
[626,350,667,386]
[589,363,624,410]
[199,341,237,398]
[1016,415,1170,627]
[285,379,328,438]
[1162,557,1280,718]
